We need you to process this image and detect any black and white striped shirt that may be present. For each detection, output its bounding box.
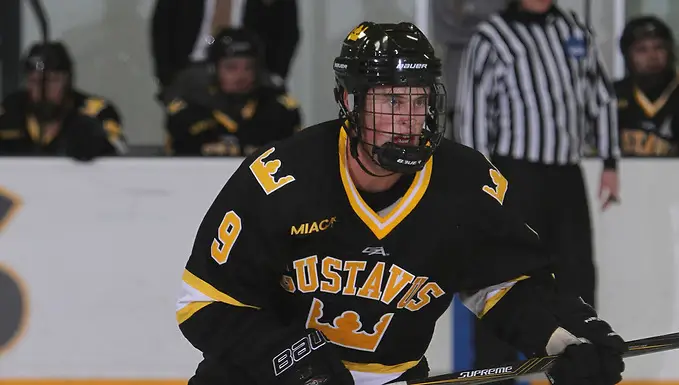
[454,5,620,168]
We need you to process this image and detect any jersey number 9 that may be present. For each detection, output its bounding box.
[211,210,242,265]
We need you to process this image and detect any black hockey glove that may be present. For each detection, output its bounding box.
[547,300,627,385]
[275,329,355,385]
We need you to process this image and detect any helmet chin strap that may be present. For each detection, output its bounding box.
[349,136,396,178]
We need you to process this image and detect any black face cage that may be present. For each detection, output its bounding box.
[337,80,447,174]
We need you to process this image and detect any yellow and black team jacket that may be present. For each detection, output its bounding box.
[0,90,126,159]
[175,120,584,384]
[164,86,301,156]
[615,74,679,156]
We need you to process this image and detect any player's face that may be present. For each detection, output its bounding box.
[361,86,429,148]
[26,71,69,105]
[519,0,553,13]
[217,57,257,94]
[629,38,668,75]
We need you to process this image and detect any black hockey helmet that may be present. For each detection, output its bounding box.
[620,16,675,70]
[23,41,73,75]
[207,27,278,92]
[333,21,446,175]
[208,27,264,63]
[21,41,75,120]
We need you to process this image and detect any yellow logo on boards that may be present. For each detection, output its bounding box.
[0,187,26,356]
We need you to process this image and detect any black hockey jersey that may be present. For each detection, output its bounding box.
[615,75,679,156]
[164,86,301,156]
[0,90,126,157]
[177,120,551,385]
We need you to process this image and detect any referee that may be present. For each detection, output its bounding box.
[454,0,620,383]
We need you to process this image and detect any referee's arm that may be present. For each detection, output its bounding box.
[455,34,498,157]
[588,50,621,170]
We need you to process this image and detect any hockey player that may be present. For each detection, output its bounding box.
[616,16,679,156]
[176,22,627,385]
[0,41,127,160]
[163,27,301,156]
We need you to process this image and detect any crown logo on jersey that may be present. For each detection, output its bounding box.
[305,298,393,352]
[346,24,368,42]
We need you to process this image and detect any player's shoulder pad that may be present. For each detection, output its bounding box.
[613,78,633,108]
[166,97,188,115]
[441,141,510,207]
[613,77,632,93]
[75,91,117,118]
[255,85,297,110]
[0,91,29,113]
[242,144,298,197]
[238,119,339,197]
[276,93,300,111]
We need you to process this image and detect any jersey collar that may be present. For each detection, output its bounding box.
[338,126,433,240]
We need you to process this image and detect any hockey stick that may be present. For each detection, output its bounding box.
[26,0,49,41]
[393,332,679,385]
[24,0,50,154]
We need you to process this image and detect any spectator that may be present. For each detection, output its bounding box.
[163,28,301,156]
[0,41,127,160]
[151,0,234,99]
[431,0,508,139]
[616,16,679,156]
[242,0,299,85]
[455,0,620,383]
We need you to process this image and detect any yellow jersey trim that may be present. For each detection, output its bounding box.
[342,358,420,374]
[337,127,432,240]
[480,275,531,318]
[182,269,260,310]
[634,75,679,118]
[176,301,212,324]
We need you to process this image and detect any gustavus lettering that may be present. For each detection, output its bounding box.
[289,256,444,309]
[287,256,446,351]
